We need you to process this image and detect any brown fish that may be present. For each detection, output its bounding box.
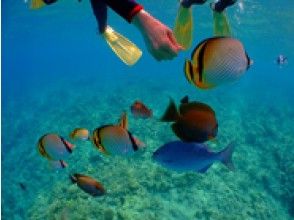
[161,96,218,143]
[130,100,153,119]
[70,174,106,197]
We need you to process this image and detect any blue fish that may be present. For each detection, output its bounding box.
[152,141,235,173]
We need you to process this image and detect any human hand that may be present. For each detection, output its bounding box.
[133,10,184,61]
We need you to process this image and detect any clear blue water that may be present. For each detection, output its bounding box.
[2,0,294,219]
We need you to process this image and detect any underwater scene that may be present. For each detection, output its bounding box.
[2,0,294,219]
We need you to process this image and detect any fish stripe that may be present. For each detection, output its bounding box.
[60,160,66,168]
[191,38,208,59]
[188,61,194,82]
[198,41,208,82]
[60,136,72,153]
[245,51,251,70]
[38,136,52,160]
[127,131,139,151]
[94,126,111,154]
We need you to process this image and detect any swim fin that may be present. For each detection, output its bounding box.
[212,10,231,37]
[174,5,193,50]
[102,26,142,66]
[30,0,46,9]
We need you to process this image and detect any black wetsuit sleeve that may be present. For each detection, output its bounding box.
[90,0,107,33]
[103,0,143,23]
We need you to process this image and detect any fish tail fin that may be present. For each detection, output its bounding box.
[102,26,142,66]
[219,142,235,171]
[160,99,179,122]
[69,174,77,184]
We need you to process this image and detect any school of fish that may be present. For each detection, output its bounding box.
[32,0,261,198]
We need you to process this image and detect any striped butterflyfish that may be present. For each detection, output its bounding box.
[37,134,74,160]
[92,112,144,156]
[184,37,252,89]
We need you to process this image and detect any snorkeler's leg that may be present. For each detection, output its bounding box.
[174,0,207,50]
[210,0,237,37]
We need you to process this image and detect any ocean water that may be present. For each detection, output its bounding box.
[2,0,294,219]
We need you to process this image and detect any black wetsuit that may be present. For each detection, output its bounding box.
[90,0,143,33]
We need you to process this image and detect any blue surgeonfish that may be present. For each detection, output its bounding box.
[92,112,144,156]
[70,173,106,197]
[184,37,252,89]
[153,141,235,173]
[37,133,74,161]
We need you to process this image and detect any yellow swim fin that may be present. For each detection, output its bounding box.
[30,0,46,10]
[213,11,231,37]
[174,5,193,50]
[102,26,142,66]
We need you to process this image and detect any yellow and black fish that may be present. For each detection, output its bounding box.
[184,37,252,89]
[70,173,106,197]
[37,134,74,161]
[69,128,90,141]
[92,112,144,156]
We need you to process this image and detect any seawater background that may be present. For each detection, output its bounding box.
[2,0,294,219]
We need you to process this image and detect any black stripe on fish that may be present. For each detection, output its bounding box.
[127,131,139,151]
[191,39,208,59]
[60,160,66,168]
[93,125,111,153]
[38,135,52,160]
[191,36,226,59]
[60,136,72,153]
[198,41,209,82]
[188,61,194,82]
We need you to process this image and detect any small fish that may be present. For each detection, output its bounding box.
[70,173,106,197]
[37,134,75,161]
[153,141,235,173]
[184,37,252,89]
[161,96,218,143]
[92,112,144,156]
[48,160,68,170]
[19,182,27,191]
[276,55,287,65]
[130,100,153,119]
[69,128,90,141]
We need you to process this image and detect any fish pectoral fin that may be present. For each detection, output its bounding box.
[197,164,212,173]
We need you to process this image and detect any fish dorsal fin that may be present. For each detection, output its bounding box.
[180,96,189,104]
[118,112,128,130]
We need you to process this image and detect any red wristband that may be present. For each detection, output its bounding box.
[127,5,143,22]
